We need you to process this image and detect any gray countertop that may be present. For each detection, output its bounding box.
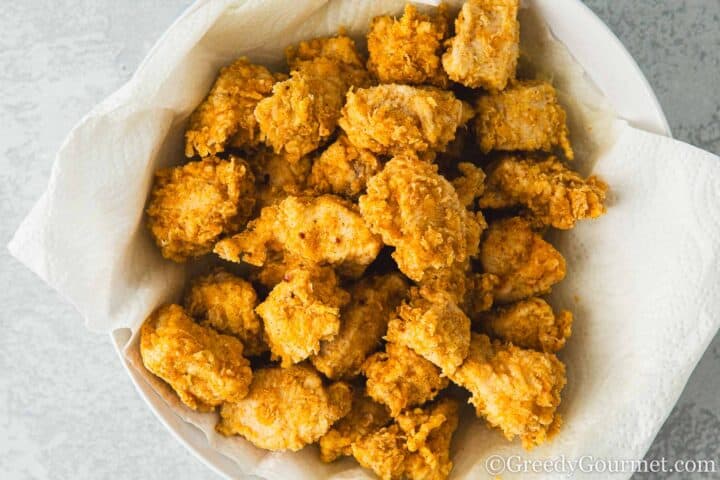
[1,1,718,478]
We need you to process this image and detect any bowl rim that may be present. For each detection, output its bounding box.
[112,0,672,478]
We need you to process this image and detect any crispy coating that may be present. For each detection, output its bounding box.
[475,80,573,159]
[146,155,255,262]
[216,364,352,451]
[448,333,566,449]
[249,149,311,208]
[339,85,471,156]
[481,217,566,303]
[140,304,252,412]
[363,343,448,417]
[319,391,392,462]
[184,58,282,157]
[312,273,409,380]
[463,272,501,318]
[307,134,381,199]
[477,297,573,352]
[215,194,383,277]
[367,4,449,87]
[442,0,520,91]
[286,33,365,71]
[359,155,482,282]
[451,162,486,208]
[184,270,267,356]
[387,288,471,375]
[351,398,459,480]
[479,155,608,229]
[255,266,350,366]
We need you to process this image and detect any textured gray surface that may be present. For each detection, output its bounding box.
[0,1,717,479]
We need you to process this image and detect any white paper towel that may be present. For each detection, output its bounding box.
[8,0,720,478]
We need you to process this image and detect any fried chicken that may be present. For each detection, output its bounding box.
[367,4,449,87]
[319,391,392,462]
[442,0,520,91]
[479,155,608,229]
[387,288,471,375]
[480,217,566,303]
[339,85,472,156]
[448,333,566,449]
[184,58,283,157]
[477,297,573,352]
[215,194,383,277]
[146,155,255,262]
[255,266,350,366]
[475,80,574,159]
[312,273,409,380]
[462,272,501,317]
[359,155,482,282]
[248,148,311,209]
[184,270,267,356]
[140,304,252,412]
[451,162,486,209]
[307,134,381,199]
[351,398,459,480]
[286,33,366,74]
[216,364,352,451]
[363,343,448,417]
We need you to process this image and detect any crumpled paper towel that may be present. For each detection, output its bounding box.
[8,0,720,478]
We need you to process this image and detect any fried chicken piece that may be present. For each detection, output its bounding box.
[216,364,352,451]
[319,391,392,462]
[351,398,459,480]
[387,288,471,375]
[249,148,311,208]
[184,58,282,157]
[480,217,565,303]
[448,333,566,449]
[255,266,350,366]
[479,155,608,229]
[442,0,520,91]
[463,272,500,317]
[451,162,486,208]
[215,194,382,277]
[477,297,572,352]
[286,33,365,72]
[363,343,448,417]
[359,155,482,282]
[307,134,381,199]
[311,273,409,380]
[140,304,252,412]
[367,4,449,87]
[475,80,573,159]
[146,155,255,262]
[184,270,267,356]
[339,85,471,156]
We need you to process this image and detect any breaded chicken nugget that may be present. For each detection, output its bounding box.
[255,266,350,366]
[312,273,409,380]
[146,155,255,262]
[286,33,366,72]
[477,297,573,352]
[339,85,471,156]
[216,364,352,451]
[367,4,449,87]
[359,155,482,282]
[248,148,311,209]
[184,58,283,157]
[140,304,252,412]
[480,217,566,303]
[442,0,520,91]
[463,272,501,317]
[451,162,486,209]
[387,288,471,375]
[479,155,608,229]
[319,391,392,462]
[215,194,383,277]
[363,343,448,417]
[307,134,381,199]
[351,424,407,480]
[184,270,267,356]
[448,333,566,449]
[475,80,573,159]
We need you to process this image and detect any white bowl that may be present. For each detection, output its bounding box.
[111,0,671,478]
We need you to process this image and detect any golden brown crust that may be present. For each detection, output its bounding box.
[140,304,252,412]
[248,148,312,209]
[216,364,352,451]
[448,333,566,449]
[146,155,255,262]
[451,162,486,209]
